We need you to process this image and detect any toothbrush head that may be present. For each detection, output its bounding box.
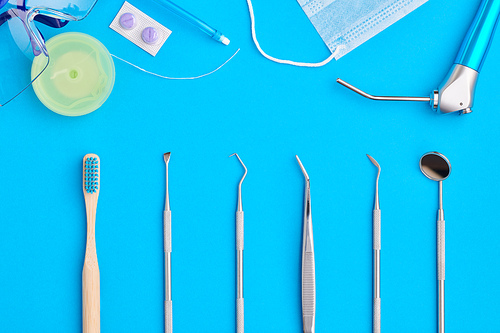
[83,154,100,195]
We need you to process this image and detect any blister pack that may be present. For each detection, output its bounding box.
[110,1,172,56]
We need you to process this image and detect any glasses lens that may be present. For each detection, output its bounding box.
[0,15,48,106]
[26,0,98,20]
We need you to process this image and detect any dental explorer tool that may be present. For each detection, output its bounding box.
[338,0,500,115]
[367,154,381,333]
[420,152,452,333]
[296,155,315,333]
[230,153,247,333]
[153,0,230,45]
[164,152,172,333]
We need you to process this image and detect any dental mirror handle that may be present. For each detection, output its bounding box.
[437,182,445,333]
[455,0,500,72]
[373,208,381,333]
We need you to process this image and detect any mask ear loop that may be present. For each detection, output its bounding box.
[245,0,337,67]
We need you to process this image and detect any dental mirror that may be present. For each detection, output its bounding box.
[420,152,451,181]
[419,151,451,333]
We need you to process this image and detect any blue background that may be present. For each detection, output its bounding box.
[1,0,499,332]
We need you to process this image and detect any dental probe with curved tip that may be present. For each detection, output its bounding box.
[367,154,381,333]
[230,153,247,333]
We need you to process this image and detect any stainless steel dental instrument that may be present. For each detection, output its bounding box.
[296,155,315,333]
[420,152,452,333]
[367,154,381,333]
[163,152,172,333]
[338,0,500,115]
[230,153,247,333]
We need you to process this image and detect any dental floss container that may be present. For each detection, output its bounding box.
[31,32,115,116]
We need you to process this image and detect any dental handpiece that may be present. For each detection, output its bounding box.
[338,0,500,115]
[163,153,172,333]
[230,153,247,333]
[296,156,315,333]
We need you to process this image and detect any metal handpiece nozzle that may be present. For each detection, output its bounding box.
[296,155,315,333]
[336,78,431,103]
[230,153,247,333]
[336,76,477,115]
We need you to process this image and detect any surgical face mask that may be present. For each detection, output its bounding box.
[298,0,429,60]
[245,0,428,67]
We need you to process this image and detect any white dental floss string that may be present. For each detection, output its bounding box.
[110,48,240,79]
[245,0,337,67]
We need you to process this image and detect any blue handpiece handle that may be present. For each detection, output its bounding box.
[455,0,500,72]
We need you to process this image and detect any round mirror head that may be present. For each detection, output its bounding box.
[419,152,451,181]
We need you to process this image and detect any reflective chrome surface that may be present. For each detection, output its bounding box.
[419,152,451,183]
[435,64,478,114]
[296,155,315,333]
[336,78,431,102]
[420,152,451,333]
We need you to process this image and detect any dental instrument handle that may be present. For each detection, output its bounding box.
[302,187,315,333]
[455,0,500,72]
[153,0,230,45]
[302,220,315,333]
[236,211,244,333]
[296,155,315,333]
[438,215,445,333]
[231,153,246,333]
[437,181,445,333]
[373,208,381,333]
[164,210,172,333]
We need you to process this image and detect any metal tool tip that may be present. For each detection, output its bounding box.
[367,154,380,169]
[296,155,309,180]
[163,152,171,163]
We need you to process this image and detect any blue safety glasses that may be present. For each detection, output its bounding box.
[0,0,98,106]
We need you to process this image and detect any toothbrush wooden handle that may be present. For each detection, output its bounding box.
[83,261,100,333]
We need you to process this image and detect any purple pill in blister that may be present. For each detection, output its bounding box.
[142,27,159,45]
[119,12,136,30]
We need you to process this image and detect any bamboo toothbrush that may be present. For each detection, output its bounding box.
[163,152,172,333]
[82,154,100,333]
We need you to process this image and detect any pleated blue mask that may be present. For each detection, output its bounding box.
[297,0,428,59]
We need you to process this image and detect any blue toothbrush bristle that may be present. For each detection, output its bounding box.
[84,157,99,193]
